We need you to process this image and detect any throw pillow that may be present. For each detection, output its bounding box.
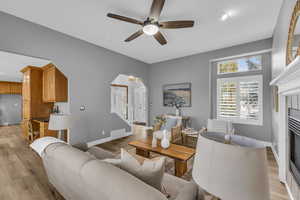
[103,148,165,191]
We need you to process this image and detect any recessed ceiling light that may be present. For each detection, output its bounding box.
[221,11,233,21]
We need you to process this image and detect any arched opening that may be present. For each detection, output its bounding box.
[111,74,148,126]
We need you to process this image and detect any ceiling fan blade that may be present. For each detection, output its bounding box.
[125,30,144,42]
[160,21,194,29]
[107,13,143,25]
[149,0,165,21]
[154,31,167,45]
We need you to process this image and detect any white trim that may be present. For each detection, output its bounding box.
[285,182,295,200]
[217,75,263,126]
[271,144,280,166]
[210,49,272,63]
[270,56,300,86]
[259,141,272,147]
[216,55,263,75]
[87,131,132,148]
[209,55,213,118]
[87,136,113,148]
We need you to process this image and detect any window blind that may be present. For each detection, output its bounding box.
[219,81,237,118]
[217,75,263,125]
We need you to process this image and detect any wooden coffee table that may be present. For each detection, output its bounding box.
[128,139,196,177]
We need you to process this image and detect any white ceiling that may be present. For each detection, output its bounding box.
[0,51,50,82]
[0,0,283,64]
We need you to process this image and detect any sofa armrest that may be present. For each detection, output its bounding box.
[87,146,116,160]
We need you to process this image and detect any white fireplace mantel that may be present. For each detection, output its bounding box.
[270,56,300,183]
[271,56,300,95]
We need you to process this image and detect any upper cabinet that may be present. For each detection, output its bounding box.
[10,82,22,94]
[21,66,53,120]
[0,81,22,94]
[43,64,68,102]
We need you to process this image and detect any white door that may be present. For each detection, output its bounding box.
[134,87,147,124]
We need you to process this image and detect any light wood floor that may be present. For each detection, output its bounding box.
[0,125,290,200]
[0,125,57,200]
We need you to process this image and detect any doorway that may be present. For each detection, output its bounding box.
[111,74,148,126]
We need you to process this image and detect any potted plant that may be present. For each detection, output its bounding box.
[172,96,186,116]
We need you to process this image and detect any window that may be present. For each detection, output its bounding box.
[217,75,263,125]
[217,55,262,74]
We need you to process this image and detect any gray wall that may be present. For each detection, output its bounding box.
[271,0,297,153]
[0,11,149,144]
[149,39,272,142]
[0,94,22,126]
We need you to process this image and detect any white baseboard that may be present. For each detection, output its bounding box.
[271,144,280,166]
[285,181,295,200]
[258,140,272,147]
[111,128,126,139]
[87,131,132,148]
[270,145,293,200]
[87,137,112,148]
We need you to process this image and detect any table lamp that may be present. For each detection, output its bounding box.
[49,114,70,141]
[192,132,270,200]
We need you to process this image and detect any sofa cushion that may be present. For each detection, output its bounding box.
[81,159,168,200]
[104,148,165,191]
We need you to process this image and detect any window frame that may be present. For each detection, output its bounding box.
[217,55,263,75]
[217,75,263,126]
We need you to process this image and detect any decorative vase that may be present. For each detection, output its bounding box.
[152,135,157,148]
[161,130,170,149]
[175,108,181,116]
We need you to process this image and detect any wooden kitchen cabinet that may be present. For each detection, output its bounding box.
[21,66,53,120]
[43,64,68,102]
[10,82,22,94]
[0,81,22,94]
[0,82,10,94]
[20,64,68,142]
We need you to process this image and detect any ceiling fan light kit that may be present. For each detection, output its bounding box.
[107,0,194,46]
[143,23,159,36]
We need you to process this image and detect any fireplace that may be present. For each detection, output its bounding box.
[289,108,300,186]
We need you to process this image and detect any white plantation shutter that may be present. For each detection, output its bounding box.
[218,81,237,118]
[239,81,260,120]
[217,75,263,125]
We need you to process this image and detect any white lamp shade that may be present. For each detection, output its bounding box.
[192,132,270,200]
[48,114,71,131]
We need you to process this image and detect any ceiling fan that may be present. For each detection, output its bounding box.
[107,0,194,46]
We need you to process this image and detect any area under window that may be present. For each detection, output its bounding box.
[217,75,263,125]
[217,55,262,75]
